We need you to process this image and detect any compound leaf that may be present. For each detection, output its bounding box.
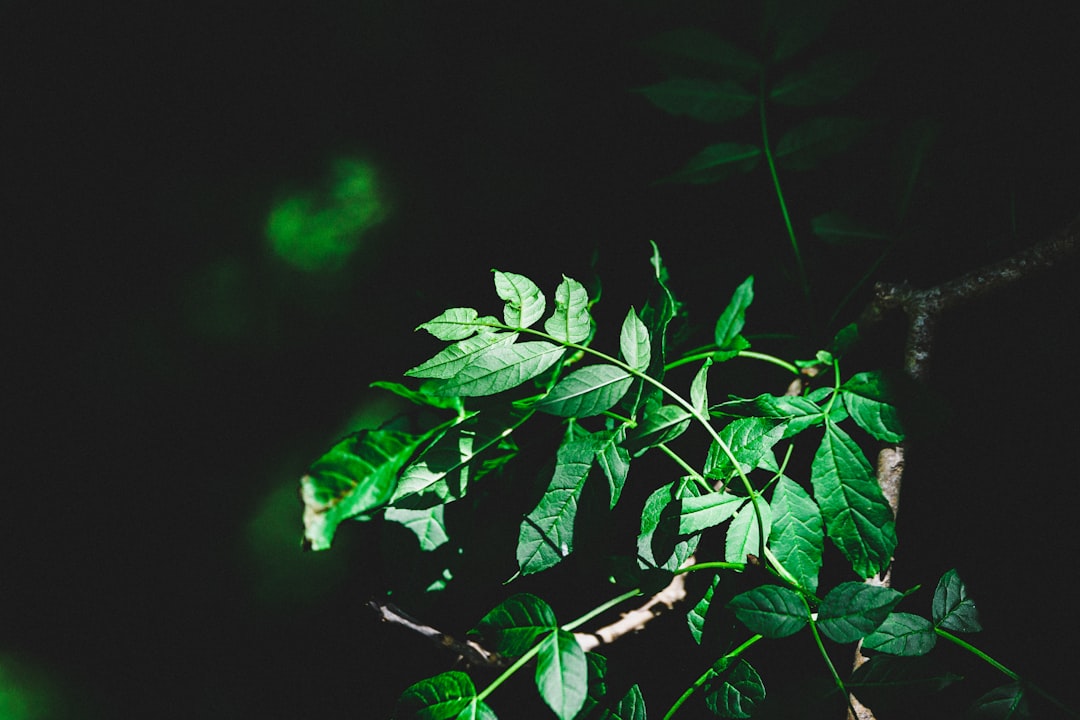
[436,341,563,397]
[537,365,633,418]
[811,420,896,578]
[517,438,595,575]
[494,270,546,329]
[301,429,425,551]
[817,582,902,643]
[932,569,982,632]
[728,584,807,638]
[472,593,557,659]
[863,612,936,656]
[544,275,591,344]
[536,629,587,720]
[769,477,823,593]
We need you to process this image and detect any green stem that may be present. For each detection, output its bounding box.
[662,634,764,720]
[675,561,745,575]
[759,74,810,304]
[562,588,642,633]
[935,629,1080,716]
[803,598,857,718]
[657,442,710,492]
[665,349,799,375]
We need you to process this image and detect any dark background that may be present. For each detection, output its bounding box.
[4,1,1079,717]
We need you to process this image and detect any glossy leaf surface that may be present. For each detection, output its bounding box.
[728,585,807,638]
[817,582,902,643]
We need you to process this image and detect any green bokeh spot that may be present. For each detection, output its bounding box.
[266,158,387,272]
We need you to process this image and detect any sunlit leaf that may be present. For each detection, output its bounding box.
[417,307,487,341]
[301,429,425,550]
[690,359,712,416]
[704,417,786,481]
[595,427,631,508]
[863,612,936,656]
[726,498,771,564]
[679,492,743,534]
[714,276,754,349]
[435,341,563,397]
[774,116,870,171]
[517,439,595,574]
[623,404,692,456]
[664,142,762,184]
[620,308,651,373]
[396,671,488,720]
[407,332,518,380]
[840,371,905,443]
[713,393,826,438]
[811,420,896,577]
[544,275,591,344]
[536,629,587,720]
[687,573,722,644]
[471,593,557,659]
[932,569,982,633]
[494,270,546,329]
[370,380,464,410]
[769,50,875,106]
[769,477,823,593]
[817,582,902,643]
[638,479,702,572]
[636,77,755,123]
[538,365,633,418]
[705,660,765,719]
[728,584,807,638]
[384,505,449,551]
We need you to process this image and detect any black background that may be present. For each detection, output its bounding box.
[5,1,1080,718]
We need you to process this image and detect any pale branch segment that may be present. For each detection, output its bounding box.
[574,570,689,653]
[846,212,1078,720]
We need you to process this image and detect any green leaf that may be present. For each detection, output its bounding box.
[970,683,1029,719]
[392,410,521,506]
[687,573,722,644]
[639,242,681,386]
[840,371,905,443]
[810,211,889,247]
[769,50,875,106]
[537,365,633,418]
[595,427,631,509]
[370,380,464,411]
[705,660,765,719]
[396,671,493,720]
[714,276,754,349]
[704,417,786,480]
[536,629,587,720]
[435,341,563,397]
[811,420,896,578]
[690,359,712,416]
[417,307,492,341]
[623,404,692,456]
[769,477,823,593]
[384,505,449,551]
[579,653,608,720]
[407,332,518,380]
[725,498,771,564]
[301,429,425,551]
[599,684,647,720]
[664,142,762,184]
[863,612,936,656]
[774,116,870,171]
[544,275,591,344]
[636,77,755,123]
[472,593,557,659]
[494,270,546,329]
[728,584,807,638]
[817,582,902,643]
[713,393,826,438]
[679,492,743,534]
[637,479,702,572]
[619,308,651,373]
[517,439,595,574]
[932,569,982,632]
